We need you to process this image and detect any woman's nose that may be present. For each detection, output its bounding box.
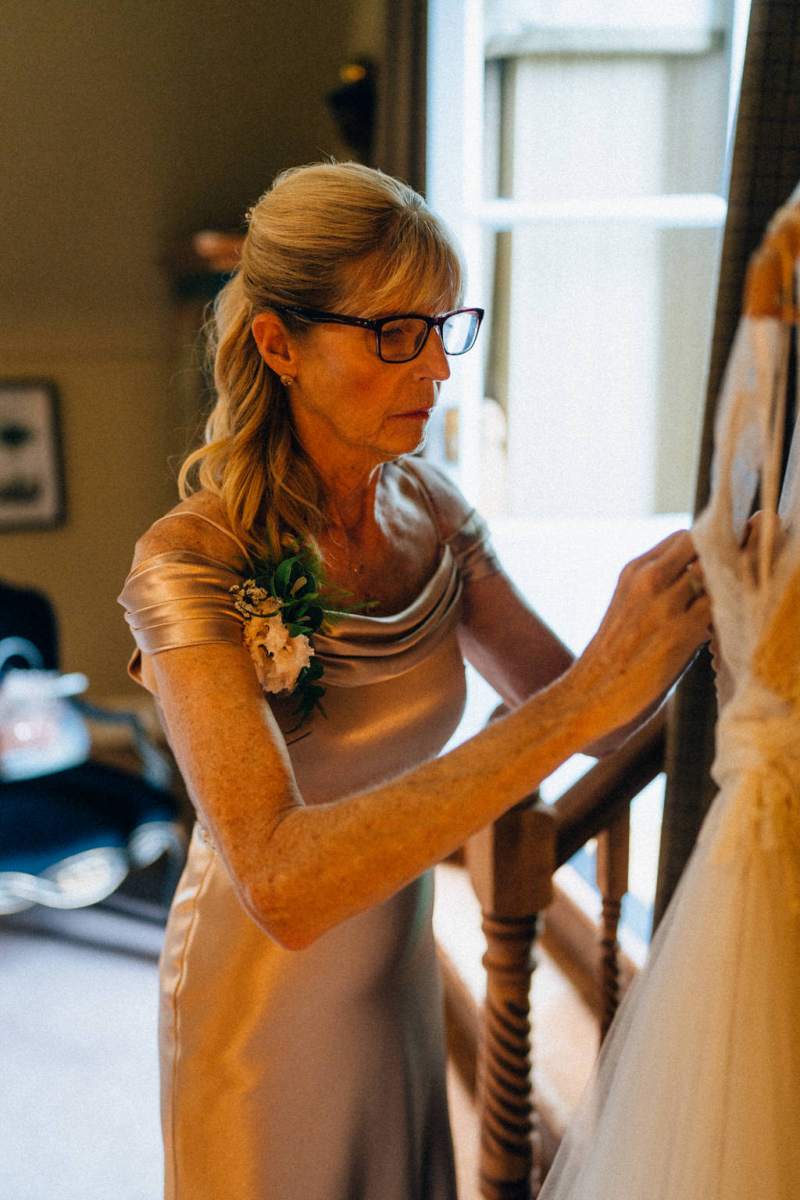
[416,326,451,381]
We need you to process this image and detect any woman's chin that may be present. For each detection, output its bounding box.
[386,413,431,453]
[396,427,428,456]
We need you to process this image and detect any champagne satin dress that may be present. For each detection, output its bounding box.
[118,457,500,1200]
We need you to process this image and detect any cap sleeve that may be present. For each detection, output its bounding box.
[400,456,502,584]
[118,550,244,687]
[447,509,502,584]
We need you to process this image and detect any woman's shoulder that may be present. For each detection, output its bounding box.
[396,455,477,541]
[131,490,248,572]
[395,456,501,584]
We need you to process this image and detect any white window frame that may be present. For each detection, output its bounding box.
[426,0,750,507]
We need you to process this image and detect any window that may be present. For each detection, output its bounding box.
[430,0,750,953]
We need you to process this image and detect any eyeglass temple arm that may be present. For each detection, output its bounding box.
[280,305,377,332]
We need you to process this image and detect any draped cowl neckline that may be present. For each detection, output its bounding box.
[312,542,462,688]
[118,454,499,697]
[119,535,467,694]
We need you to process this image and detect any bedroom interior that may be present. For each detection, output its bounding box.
[2,2,798,1198]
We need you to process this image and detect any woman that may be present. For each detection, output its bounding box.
[118,161,710,1200]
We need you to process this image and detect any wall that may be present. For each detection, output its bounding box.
[1,0,383,696]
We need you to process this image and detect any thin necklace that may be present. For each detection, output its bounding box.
[328,528,367,575]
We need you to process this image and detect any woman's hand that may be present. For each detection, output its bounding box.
[569,530,711,734]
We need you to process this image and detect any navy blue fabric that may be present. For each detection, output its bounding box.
[0,761,176,874]
[0,583,179,892]
[0,579,59,671]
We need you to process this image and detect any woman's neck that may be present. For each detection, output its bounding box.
[309,449,386,538]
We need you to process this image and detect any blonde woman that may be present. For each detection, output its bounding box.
[119,162,711,1200]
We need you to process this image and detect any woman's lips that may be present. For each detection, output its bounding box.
[393,408,433,419]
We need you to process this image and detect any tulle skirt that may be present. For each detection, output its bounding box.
[540,733,800,1200]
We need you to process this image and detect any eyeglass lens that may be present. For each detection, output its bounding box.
[379,311,480,361]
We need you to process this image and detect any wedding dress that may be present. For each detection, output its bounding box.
[539,314,800,1199]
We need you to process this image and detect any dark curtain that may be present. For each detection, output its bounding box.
[654,0,800,927]
[373,0,428,194]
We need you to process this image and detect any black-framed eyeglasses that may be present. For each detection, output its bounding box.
[272,304,484,363]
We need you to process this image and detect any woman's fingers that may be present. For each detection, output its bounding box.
[626,528,712,617]
[620,529,701,597]
[650,531,702,589]
[684,588,712,635]
[574,528,716,729]
[627,527,694,570]
[585,504,786,730]
[671,563,709,613]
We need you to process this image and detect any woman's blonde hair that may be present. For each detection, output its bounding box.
[177,161,464,563]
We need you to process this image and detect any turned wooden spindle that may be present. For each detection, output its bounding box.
[467,798,556,1199]
[596,806,630,1041]
[480,910,540,1199]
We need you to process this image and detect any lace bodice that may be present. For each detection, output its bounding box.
[690,317,800,875]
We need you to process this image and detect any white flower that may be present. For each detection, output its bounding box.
[231,579,281,620]
[243,614,314,694]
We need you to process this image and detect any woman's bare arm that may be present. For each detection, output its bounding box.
[457,566,688,757]
[144,526,709,951]
[456,569,575,707]
[151,639,598,948]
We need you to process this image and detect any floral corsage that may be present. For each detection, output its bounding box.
[230,541,330,728]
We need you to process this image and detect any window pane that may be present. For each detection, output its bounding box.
[475,1,738,519]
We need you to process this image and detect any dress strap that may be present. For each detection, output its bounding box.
[151,510,250,561]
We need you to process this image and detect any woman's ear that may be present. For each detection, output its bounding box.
[251,312,299,377]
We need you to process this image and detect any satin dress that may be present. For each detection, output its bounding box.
[118,456,500,1200]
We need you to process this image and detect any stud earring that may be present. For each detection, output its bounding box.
[280,374,294,388]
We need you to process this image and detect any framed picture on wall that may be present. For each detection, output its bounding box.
[0,379,66,531]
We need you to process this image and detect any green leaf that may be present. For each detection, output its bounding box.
[273,556,297,595]
[295,562,318,597]
[303,604,325,630]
